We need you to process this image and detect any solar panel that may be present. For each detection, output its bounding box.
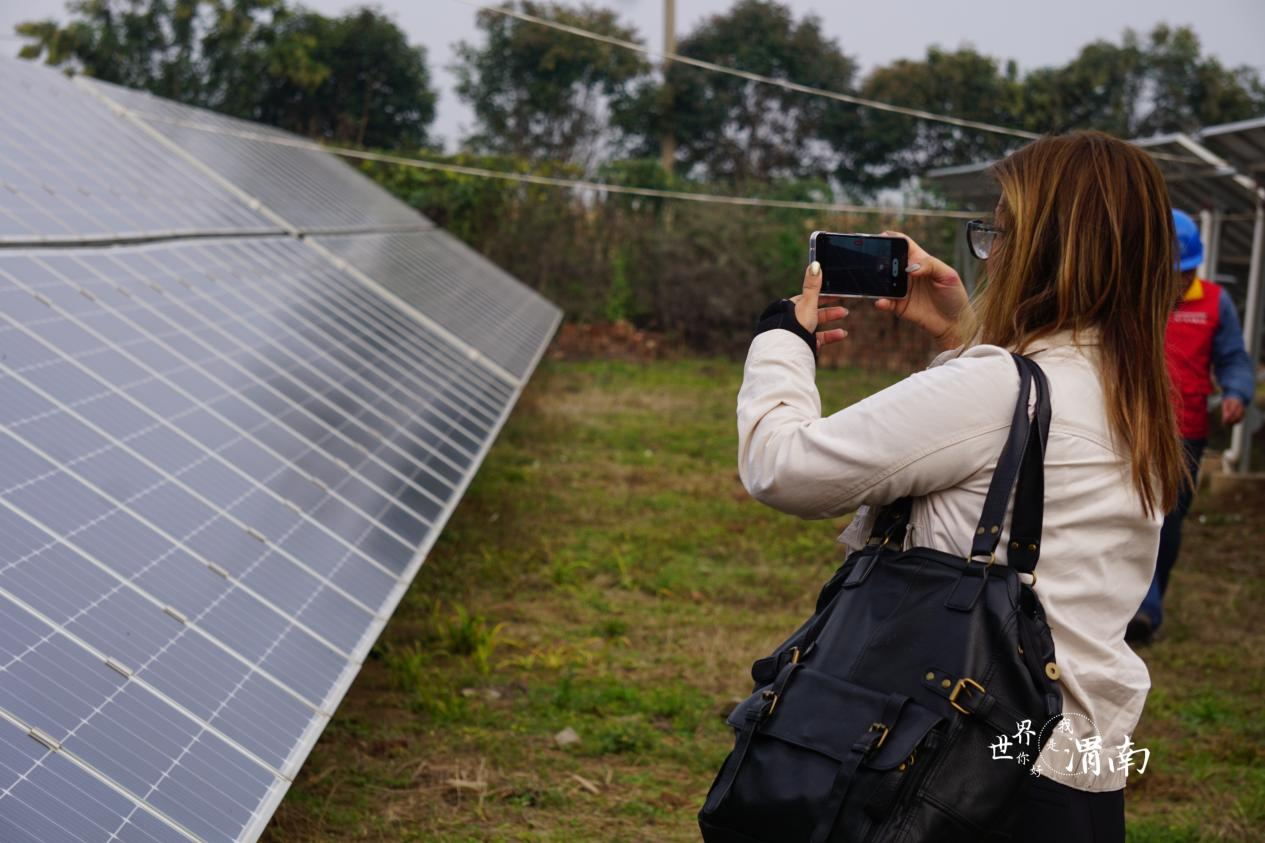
[315,230,564,379]
[0,58,561,842]
[80,79,431,235]
[0,60,279,244]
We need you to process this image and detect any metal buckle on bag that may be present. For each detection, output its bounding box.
[949,677,986,715]
[965,552,995,568]
[868,721,890,749]
[761,689,779,716]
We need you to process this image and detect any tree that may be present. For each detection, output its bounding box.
[15,1,437,149]
[1019,25,1265,139]
[843,47,1023,190]
[620,0,861,186]
[1019,35,1147,137]
[1134,24,1265,135]
[452,1,649,165]
[255,7,435,148]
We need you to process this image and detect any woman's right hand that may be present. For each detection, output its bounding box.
[875,232,971,350]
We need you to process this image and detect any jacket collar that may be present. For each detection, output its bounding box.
[1022,328,1100,354]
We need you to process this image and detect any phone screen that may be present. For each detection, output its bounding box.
[810,233,908,299]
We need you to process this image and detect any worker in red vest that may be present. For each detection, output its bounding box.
[1127,209,1256,644]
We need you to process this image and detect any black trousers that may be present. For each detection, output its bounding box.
[1013,773,1125,842]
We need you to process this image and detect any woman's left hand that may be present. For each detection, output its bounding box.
[790,261,850,351]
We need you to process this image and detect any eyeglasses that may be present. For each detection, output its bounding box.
[967,219,1003,260]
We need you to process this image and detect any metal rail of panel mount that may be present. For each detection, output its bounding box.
[0,57,562,843]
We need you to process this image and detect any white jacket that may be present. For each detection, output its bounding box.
[736,326,1160,792]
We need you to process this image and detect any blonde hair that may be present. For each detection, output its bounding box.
[973,131,1184,516]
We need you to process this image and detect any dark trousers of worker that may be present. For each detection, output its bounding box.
[1013,773,1125,842]
[1138,437,1206,629]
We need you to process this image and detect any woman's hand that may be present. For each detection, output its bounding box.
[790,261,850,352]
[875,232,971,350]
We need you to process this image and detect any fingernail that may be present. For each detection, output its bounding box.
[906,262,922,273]
[809,261,821,277]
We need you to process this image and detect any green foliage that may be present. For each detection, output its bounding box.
[621,0,861,186]
[453,1,650,164]
[16,0,436,148]
[362,151,943,351]
[441,604,505,674]
[264,360,1265,840]
[854,25,1265,186]
[603,247,632,323]
[850,47,1024,190]
[382,642,470,720]
[255,7,436,148]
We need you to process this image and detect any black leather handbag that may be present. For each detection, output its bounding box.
[699,354,1064,843]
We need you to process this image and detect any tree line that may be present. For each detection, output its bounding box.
[18,1,1265,192]
[16,1,1265,353]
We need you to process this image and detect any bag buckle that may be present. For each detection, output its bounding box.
[761,689,779,716]
[965,551,995,568]
[867,721,890,749]
[948,677,986,715]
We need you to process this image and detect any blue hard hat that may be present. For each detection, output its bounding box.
[1172,209,1203,273]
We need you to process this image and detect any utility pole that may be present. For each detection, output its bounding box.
[659,0,676,176]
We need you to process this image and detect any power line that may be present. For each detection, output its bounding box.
[134,112,981,219]
[457,0,1042,142]
[456,1,1206,166]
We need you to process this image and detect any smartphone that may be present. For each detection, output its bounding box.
[808,232,909,299]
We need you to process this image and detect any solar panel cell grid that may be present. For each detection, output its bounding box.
[0,721,189,843]
[315,230,560,379]
[1,58,561,842]
[0,277,388,659]
[82,78,431,236]
[0,60,277,244]
[0,605,283,842]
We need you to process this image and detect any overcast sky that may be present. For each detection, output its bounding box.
[4,0,1264,150]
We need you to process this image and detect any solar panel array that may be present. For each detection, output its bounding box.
[0,58,561,843]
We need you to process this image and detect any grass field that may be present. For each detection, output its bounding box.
[262,358,1264,842]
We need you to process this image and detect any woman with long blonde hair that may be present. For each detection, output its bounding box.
[736,131,1184,839]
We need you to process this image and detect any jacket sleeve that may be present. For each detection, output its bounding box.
[736,330,1021,520]
[1212,292,1256,404]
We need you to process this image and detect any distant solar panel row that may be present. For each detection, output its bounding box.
[0,58,560,843]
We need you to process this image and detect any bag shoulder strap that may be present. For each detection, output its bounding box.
[866,353,1051,567]
[967,355,1035,562]
[1006,357,1052,574]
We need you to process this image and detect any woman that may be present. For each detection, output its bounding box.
[736,131,1184,841]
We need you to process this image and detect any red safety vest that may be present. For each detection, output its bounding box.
[1166,278,1222,439]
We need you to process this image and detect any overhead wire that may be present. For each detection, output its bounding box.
[457,0,1042,142]
[455,0,1205,166]
[131,112,983,219]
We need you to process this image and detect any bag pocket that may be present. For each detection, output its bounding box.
[700,665,943,843]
